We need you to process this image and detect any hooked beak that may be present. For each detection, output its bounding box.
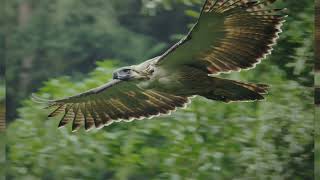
[112,69,149,81]
[113,72,131,81]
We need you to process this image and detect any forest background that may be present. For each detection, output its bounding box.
[3,0,315,179]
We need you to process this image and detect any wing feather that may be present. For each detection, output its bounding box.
[90,101,105,129]
[156,0,285,74]
[58,104,73,128]
[81,103,95,131]
[72,105,83,132]
[43,80,190,131]
[48,104,66,117]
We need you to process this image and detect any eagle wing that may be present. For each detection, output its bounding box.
[156,0,286,74]
[35,80,190,132]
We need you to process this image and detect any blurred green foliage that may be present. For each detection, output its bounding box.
[6,0,314,179]
[0,83,5,180]
[8,61,314,179]
[316,106,320,179]
[6,0,190,120]
[0,20,5,178]
[0,83,4,180]
[0,84,4,102]
[6,0,313,120]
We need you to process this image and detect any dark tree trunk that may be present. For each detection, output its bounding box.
[18,0,34,95]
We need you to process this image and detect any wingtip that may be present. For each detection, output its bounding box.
[72,124,82,132]
[31,93,54,104]
[85,127,93,132]
[31,93,45,103]
[96,124,105,130]
[84,124,95,132]
[58,121,67,128]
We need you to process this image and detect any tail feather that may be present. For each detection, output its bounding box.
[231,81,270,95]
[200,78,269,103]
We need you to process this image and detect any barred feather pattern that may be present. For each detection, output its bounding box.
[36,0,286,132]
[157,0,286,75]
[200,0,285,74]
[42,80,191,132]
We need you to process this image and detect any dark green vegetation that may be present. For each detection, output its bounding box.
[6,0,314,179]
[0,82,4,180]
[0,12,5,178]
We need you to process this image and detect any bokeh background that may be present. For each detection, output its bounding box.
[0,7,6,179]
[315,0,320,179]
[6,0,314,179]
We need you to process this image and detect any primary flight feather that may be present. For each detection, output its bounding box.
[34,0,286,132]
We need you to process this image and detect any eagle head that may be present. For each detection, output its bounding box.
[113,66,151,81]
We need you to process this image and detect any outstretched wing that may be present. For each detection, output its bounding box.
[35,80,190,132]
[156,0,286,74]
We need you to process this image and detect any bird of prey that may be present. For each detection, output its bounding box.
[33,0,285,132]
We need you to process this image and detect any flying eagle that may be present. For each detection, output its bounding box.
[33,0,285,132]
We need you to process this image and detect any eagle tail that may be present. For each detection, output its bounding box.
[200,78,269,103]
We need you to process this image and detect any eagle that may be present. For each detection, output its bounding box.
[33,0,285,132]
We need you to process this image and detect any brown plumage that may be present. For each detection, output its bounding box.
[33,0,285,132]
